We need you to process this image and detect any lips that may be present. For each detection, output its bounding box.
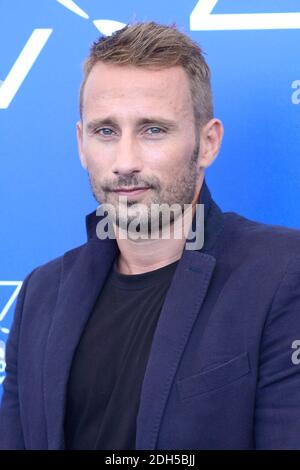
[113,187,149,192]
[112,187,151,196]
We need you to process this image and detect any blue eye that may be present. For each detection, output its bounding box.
[146,127,164,135]
[97,128,115,136]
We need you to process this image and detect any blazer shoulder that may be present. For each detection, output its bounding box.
[23,241,89,290]
[223,211,300,257]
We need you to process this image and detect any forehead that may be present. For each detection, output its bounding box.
[82,62,193,120]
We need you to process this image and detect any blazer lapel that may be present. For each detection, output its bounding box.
[43,236,118,449]
[135,250,216,449]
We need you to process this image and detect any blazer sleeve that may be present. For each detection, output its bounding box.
[0,270,35,449]
[255,255,300,449]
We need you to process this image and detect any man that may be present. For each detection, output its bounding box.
[1,21,300,450]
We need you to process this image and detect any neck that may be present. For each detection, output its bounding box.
[115,236,186,275]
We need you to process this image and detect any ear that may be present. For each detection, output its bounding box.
[198,118,224,169]
[76,121,87,170]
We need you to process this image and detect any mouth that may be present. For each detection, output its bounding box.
[111,187,151,196]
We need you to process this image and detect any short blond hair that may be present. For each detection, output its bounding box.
[80,21,213,127]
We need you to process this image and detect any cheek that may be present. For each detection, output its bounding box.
[143,142,194,172]
[82,141,111,172]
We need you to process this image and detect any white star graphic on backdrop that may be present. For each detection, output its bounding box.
[190,0,300,31]
[56,0,126,35]
[0,282,22,384]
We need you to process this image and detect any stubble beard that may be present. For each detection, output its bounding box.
[88,142,200,237]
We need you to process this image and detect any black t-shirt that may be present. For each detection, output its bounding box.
[64,258,179,450]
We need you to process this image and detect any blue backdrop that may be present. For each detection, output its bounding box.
[1,0,300,394]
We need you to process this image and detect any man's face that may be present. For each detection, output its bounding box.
[77,62,203,232]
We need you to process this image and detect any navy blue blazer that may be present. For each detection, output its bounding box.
[1,182,300,449]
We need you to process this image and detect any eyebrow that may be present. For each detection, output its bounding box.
[86,116,179,133]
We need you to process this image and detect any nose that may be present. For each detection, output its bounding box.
[111,132,143,176]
